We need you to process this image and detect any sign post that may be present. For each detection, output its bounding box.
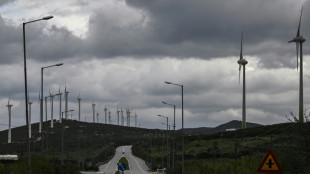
[257,150,282,173]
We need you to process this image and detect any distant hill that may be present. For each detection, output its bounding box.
[183,120,262,135]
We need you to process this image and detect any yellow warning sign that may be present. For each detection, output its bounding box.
[257,150,282,173]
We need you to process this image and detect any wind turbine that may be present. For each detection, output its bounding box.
[121,108,124,126]
[54,87,62,123]
[97,112,99,123]
[135,112,137,127]
[104,105,108,124]
[92,101,96,123]
[49,91,54,128]
[289,6,306,123]
[237,32,248,129]
[77,94,81,122]
[108,109,111,124]
[6,96,13,143]
[64,86,69,120]
[116,107,120,125]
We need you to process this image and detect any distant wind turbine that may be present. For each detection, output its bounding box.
[288,6,306,123]
[117,108,120,125]
[77,94,81,122]
[55,87,62,123]
[104,105,108,124]
[92,101,96,123]
[49,91,54,128]
[237,32,248,129]
[64,86,69,120]
[7,96,13,143]
[121,108,124,126]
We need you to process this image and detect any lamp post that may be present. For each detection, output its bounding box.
[61,109,74,165]
[165,81,184,174]
[40,63,63,132]
[162,101,176,170]
[23,16,53,173]
[158,115,169,170]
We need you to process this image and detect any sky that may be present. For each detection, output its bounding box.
[0,0,309,131]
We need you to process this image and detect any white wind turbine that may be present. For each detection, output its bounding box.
[6,96,13,143]
[288,6,306,123]
[237,32,248,129]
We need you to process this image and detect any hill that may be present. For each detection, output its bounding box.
[183,120,262,135]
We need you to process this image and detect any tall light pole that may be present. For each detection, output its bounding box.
[165,81,184,174]
[24,16,53,173]
[158,115,169,170]
[61,109,74,165]
[40,63,63,132]
[162,101,176,169]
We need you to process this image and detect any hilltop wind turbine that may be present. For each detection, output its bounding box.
[92,101,96,123]
[77,94,81,122]
[135,112,137,127]
[126,109,131,127]
[97,112,99,123]
[55,87,62,123]
[104,105,108,124]
[117,108,120,125]
[64,87,69,120]
[121,108,124,126]
[237,32,248,129]
[7,97,13,143]
[109,110,111,124]
[289,6,306,123]
[49,92,54,128]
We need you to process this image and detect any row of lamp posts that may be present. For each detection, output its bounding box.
[157,81,184,174]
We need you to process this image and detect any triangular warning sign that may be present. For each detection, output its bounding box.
[257,150,282,173]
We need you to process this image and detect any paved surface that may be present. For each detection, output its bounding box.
[81,145,155,174]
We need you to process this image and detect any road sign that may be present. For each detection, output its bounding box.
[118,163,127,172]
[257,150,282,173]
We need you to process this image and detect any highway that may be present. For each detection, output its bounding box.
[81,145,154,174]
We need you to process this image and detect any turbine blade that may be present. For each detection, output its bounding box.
[239,65,241,84]
[296,42,299,71]
[240,32,243,59]
[297,6,303,37]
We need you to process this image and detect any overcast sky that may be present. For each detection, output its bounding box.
[0,0,309,131]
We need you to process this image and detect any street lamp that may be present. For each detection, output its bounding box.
[40,63,63,133]
[164,81,184,174]
[162,101,176,170]
[23,15,53,173]
[158,114,169,170]
[61,109,74,165]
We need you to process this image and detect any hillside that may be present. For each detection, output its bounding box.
[183,120,262,135]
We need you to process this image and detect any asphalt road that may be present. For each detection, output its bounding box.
[81,145,154,174]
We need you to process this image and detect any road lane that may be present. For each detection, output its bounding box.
[81,145,154,174]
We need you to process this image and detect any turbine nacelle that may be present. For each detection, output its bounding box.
[238,59,248,65]
[288,36,306,43]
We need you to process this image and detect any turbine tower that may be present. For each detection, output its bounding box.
[77,95,81,121]
[92,101,96,123]
[64,87,69,120]
[28,101,32,138]
[121,108,124,126]
[135,112,137,127]
[126,109,131,127]
[117,108,120,125]
[104,105,108,124]
[97,112,99,123]
[49,92,54,128]
[55,88,62,123]
[289,7,306,123]
[109,110,111,124]
[7,97,13,143]
[237,32,248,129]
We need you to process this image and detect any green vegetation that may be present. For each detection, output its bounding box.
[0,120,153,173]
[0,156,80,174]
[115,157,130,174]
[132,122,310,174]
